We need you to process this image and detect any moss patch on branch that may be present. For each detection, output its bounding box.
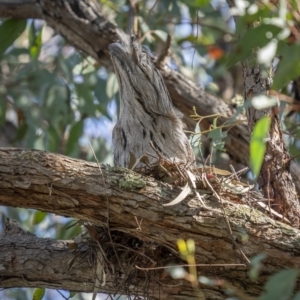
[119,173,146,190]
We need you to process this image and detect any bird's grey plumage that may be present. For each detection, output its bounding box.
[109,33,194,168]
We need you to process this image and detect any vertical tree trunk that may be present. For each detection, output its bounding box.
[243,64,300,226]
[226,0,300,226]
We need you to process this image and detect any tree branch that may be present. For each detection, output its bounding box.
[0,0,39,19]
[1,0,300,193]
[2,219,197,299]
[1,229,95,292]
[0,148,300,298]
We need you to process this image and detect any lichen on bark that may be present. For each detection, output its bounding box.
[118,173,146,190]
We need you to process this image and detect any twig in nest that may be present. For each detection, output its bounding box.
[227,166,249,180]
[135,263,246,271]
[229,164,239,181]
[107,242,157,265]
[89,143,124,274]
[204,176,250,265]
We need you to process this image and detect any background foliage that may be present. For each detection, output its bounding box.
[1,0,300,299]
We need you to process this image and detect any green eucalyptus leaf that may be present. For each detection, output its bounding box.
[207,127,227,151]
[0,19,27,57]
[83,72,97,87]
[250,116,271,177]
[69,291,77,298]
[182,0,210,7]
[58,57,72,82]
[94,77,112,119]
[48,125,62,152]
[152,30,168,42]
[62,220,81,239]
[32,287,45,300]
[65,120,84,155]
[228,24,282,67]
[106,73,119,99]
[260,269,299,300]
[249,253,266,280]
[66,52,82,70]
[138,16,151,40]
[29,21,43,59]
[6,47,29,57]
[45,85,70,118]
[75,83,95,115]
[157,0,181,16]
[33,211,47,225]
[95,78,109,103]
[273,43,300,90]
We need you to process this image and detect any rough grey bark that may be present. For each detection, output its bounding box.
[1,148,300,299]
[109,33,194,167]
[1,0,300,193]
[243,65,300,226]
[226,0,300,226]
[1,219,185,299]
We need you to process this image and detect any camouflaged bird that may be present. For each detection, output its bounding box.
[109,33,194,168]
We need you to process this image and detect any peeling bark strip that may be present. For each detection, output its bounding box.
[109,34,194,167]
[1,148,300,298]
[258,114,300,225]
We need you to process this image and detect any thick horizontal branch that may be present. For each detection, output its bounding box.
[0,148,300,298]
[1,229,97,293]
[1,219,196,299]
[1,0,300,191]
[0,0,39,18]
